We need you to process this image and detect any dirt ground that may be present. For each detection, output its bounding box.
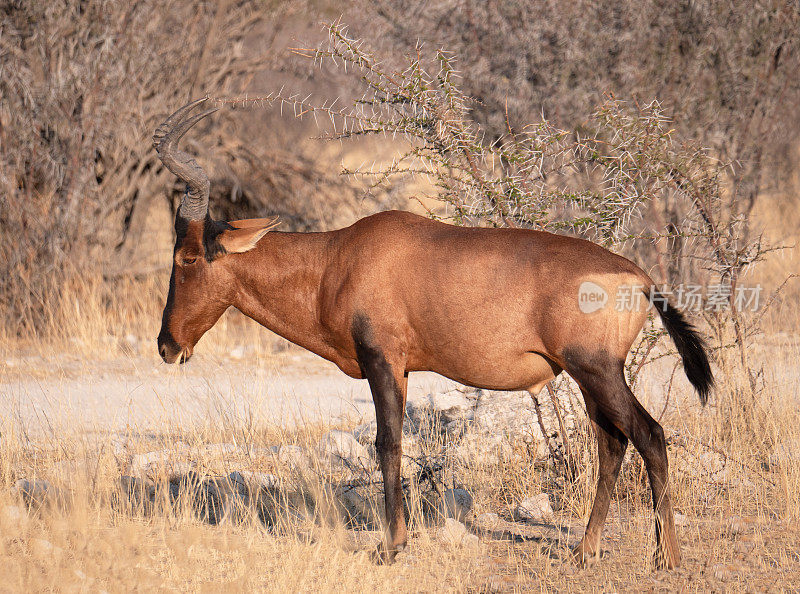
[0,348,460,434]
[2,343,799,592]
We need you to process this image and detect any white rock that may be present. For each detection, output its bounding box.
[516,493,554,522]
[674,512,690,527]
[202,443,239,458]
[437,517,468,546]
[674,449,737,483]
[272,444,309,469]
[450,432,515,467]
[462,533,481,550]
[407,390,475,430]
[474,392,546,441]
[127,450,195,481]
[429,392,475,425]
[352,420,378,445]
[473,512,502,531]
[439,488,474,521]
[336,485,379,525]
[228,470,278,490]
[318,431,373,470]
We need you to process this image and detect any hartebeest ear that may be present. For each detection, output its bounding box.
[216,217,280,254]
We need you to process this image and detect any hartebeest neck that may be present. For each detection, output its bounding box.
[225,231,332,351]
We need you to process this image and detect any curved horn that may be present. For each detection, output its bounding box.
[153,96,219,221]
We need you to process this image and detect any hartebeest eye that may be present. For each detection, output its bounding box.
[181,256,197,266]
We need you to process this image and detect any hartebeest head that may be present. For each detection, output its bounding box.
[153,97,278,363]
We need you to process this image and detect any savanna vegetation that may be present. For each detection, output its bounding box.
[1,1,799,591]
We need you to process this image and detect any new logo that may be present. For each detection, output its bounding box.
[578,281,608,313]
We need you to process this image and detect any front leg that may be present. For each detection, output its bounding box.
[352,314,408,564]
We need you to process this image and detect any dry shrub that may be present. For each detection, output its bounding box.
[0,0,393,339]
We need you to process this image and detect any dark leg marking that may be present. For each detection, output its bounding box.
[351,313,407,564]
[562,347,681,569]
[572,392,628,566]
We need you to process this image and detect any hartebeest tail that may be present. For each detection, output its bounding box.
[153,97,716,572]
[648,290,714,405]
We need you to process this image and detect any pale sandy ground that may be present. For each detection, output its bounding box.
[0,349,461,435]
[2,336,797,437]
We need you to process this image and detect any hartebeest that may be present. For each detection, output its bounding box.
[154,98,713,569]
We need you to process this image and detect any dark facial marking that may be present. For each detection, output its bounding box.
[173,212,233,262]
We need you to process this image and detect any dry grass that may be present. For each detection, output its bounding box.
[0,175,796,591]
[1,183,799,591]
[3,2,800,589]
[2,315,799,591]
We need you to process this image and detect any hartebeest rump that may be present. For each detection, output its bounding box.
[154,98,713,569]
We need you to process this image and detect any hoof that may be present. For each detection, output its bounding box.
[652,547,680,570]
[370,542,407,565]
[571,542,601,568]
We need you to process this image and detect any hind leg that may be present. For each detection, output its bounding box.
[564,351,681,569]
[571,393,628,566]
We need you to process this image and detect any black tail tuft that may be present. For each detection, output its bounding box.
[649,290,714,405]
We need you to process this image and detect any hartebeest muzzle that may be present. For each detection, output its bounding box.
[157,327,191,364]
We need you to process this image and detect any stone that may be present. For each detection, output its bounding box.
[474,392,546,441]
[437,517,468,546]
[473,512,502,531]
[273,444,310,469]
[119,475,156,511]
[406,390,475,431]
[674,449,732,483]
[201,475,248,524]
[335,484,379,526]
[202,443,240,458]
[444,419,468,438]
[462,533,481,550]
[352,420,378,445]
[14,479,59,507]
[127,450,195,481]
[439,488,474,522]
[228,470,278,491]
[318,431,373,470]
[516,493,554,522]
[450,432,515,467]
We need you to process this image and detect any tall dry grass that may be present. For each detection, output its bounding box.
[1,305,799,590]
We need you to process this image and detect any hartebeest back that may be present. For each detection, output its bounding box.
[154,98,713,569]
